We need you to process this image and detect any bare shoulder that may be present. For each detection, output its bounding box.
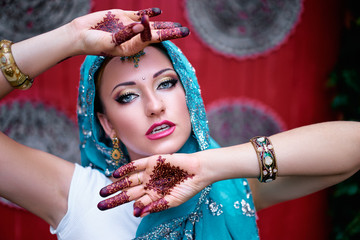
[0,132,75,228]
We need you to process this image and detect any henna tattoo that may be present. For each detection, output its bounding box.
[137,8,161,18]
[91,11,140,46]
[112,22,139,45]
[144,156,194,196]
[140,15,151,42]
[133,201,145,217]
[141,198,169,215]
[97,191,130,210]
[113,162,137,178]
[91,11,123,33]
[99,176,132,197]
[152,22,182,29]
[157,27,190,41]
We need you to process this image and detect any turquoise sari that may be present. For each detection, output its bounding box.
[78,41,259,239]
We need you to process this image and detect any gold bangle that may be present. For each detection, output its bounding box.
[0,40,33,90]
[250,136,278,183]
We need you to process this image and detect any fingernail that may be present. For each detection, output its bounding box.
[99,187,108,197]
[134,207,142,217]
[97,201,108,211]
[151,8,162,16]
[180,27,190,37]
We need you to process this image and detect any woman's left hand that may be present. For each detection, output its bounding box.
[97,154,210,217]
[69,8,189,57]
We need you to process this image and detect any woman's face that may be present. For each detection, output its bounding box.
[97,46,192,160]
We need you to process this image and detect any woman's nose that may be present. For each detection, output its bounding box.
[144,93,165,117]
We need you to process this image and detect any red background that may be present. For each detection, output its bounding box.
[0,0,343,239]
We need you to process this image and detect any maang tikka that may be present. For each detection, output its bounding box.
[120,50,145,68]
[111,136,124,165]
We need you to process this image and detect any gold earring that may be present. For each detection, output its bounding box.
[111,137,124,165]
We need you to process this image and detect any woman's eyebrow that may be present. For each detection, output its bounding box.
[153,68,174,78]
[111,81,136,93]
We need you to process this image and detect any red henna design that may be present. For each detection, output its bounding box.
[99,176,132,197]
[112,23,139,45]
[140,15,151,42]
[113,162,137,178]
[133,201,145,217]
[137,8,161,18]
[141,198,169,215]
[91,11,141,46]
[152,22,182,29]
[144,156,194,196]
[91,11,123,33]
[157,27,190,41]
[98,191,130,210]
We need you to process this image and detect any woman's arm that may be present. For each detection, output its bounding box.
[99,121,360,216]
[0,8,189,227]
[201,121,360,210]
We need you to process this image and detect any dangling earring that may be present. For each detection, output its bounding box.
[111,136,124,165]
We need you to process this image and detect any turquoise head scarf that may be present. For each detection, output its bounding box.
[78,41,259,239]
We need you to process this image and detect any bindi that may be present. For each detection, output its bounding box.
[144,156,194,196]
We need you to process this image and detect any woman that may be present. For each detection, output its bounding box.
[0,7,359,240]
[0,8,190,239]
[91,40,360,239]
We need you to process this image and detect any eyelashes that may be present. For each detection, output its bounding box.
[157,77,178,90]
[115,92,138,104]
[115,78,179,104]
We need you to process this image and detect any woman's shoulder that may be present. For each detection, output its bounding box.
[52,164,141,239]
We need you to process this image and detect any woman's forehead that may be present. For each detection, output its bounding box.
[106,47,173,75]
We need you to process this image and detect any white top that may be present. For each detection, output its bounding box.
[50,164,141,240]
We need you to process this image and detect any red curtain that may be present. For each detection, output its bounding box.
[0,0,343,239]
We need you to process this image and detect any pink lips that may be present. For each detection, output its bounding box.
[146,120,175,140]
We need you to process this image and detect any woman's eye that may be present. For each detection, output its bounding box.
[157,78,178,90]
[116,93,138,104]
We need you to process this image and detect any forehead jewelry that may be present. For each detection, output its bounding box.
[120,50,145,68]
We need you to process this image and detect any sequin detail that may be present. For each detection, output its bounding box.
[234,199,256,217]
[205,198,223,216]
[134,186,211,240]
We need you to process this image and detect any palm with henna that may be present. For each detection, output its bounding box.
[98,153,210,218]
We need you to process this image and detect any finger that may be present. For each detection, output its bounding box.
[140,197,170,217]
[154,27,190,42]
[113,161,138,178]
[100,171,144,197]
[125,8,162,21]
[98,185,145,211]
[151,21,182,30]
[113,157,151,178]
[100,176,132,197]
[112,22,143,46]
[132,194,155,217]
[137,7,162,18]
[140,15,151,42]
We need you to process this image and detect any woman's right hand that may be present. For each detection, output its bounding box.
[69,8,190,57]
[97,153,212,218]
